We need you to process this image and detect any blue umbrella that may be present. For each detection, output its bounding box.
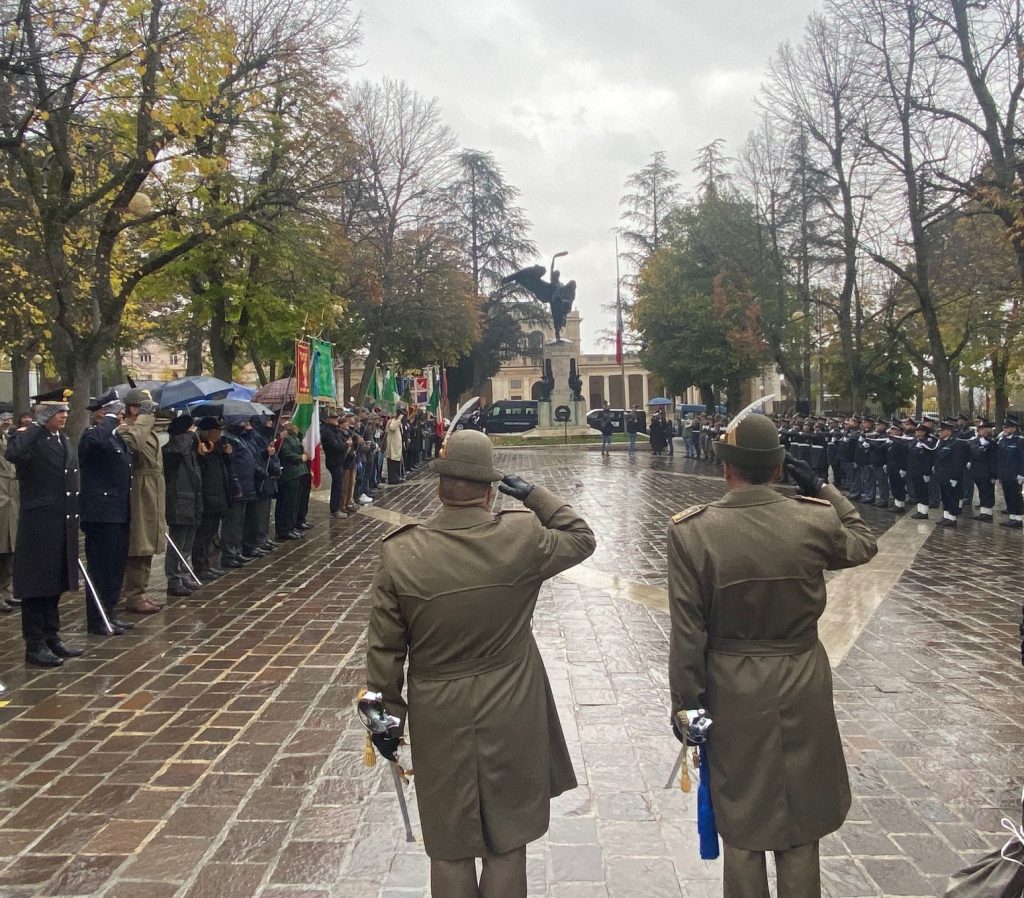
[227,382,256,400]
[159,375,233,409]
[648,396,674,407]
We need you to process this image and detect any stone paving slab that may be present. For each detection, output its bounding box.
[0,447,1019,897]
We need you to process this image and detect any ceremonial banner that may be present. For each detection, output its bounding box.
[310,338,335,403]
[413,376,429,406]
[366,367,381,406]
[295,340,312,400]
[382,368,398,414]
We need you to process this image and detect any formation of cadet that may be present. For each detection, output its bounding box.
[774,412,1024,529]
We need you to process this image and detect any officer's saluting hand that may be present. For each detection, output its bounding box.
[498,474,534,501]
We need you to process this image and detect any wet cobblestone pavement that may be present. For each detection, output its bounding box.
[0,445,1020,897]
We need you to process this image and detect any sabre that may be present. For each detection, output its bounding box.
[357,690,416,843]
[165,534,203,586]
[77,558,115,635]
[441,396,481,454]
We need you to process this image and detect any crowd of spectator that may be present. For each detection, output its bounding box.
[0,388,444,668]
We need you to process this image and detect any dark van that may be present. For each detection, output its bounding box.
[481,400,539,434]
[585,408,647,434]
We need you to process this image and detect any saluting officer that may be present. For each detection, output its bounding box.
[996,416,1024,530]
[885,423,909,514]
[933,419,969,527]
[667,414,876,898]
[4,395,83,667]
[967,419,999,523]
[79,389,134,635]
[365,430,595,898]
[908,423,936,520]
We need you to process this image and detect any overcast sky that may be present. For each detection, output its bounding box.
[354,0,822,352]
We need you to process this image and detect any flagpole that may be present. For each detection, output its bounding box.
[616,237,626,407]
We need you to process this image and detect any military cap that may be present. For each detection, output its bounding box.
[1005,415,1020,428]
[87,388,119,412]
[32,387,73,403]
[939,419,956,430]
[977,418,995,428]
[197,416,221,431]
[914,422,928,432]
[713,413,785,468]
[124,387,153,406]
[168,414,193,436]
[956,413,969,421]
[431,430,502,483]
[862,415,875,424]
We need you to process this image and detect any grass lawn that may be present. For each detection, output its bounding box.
[489,432,650,448]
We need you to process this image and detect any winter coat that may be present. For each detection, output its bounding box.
[78,415,132,525]
[252,427,281,499]
[933,436,968,484]
[224,431,258,500]
[997,432,1024,482]
[198,445,232,514]
[321,422,347,469]
[366,486,596,860]
[967,436,998,483]
[668,484,877,851]
[278,432,306,482]
[117,413,166,556]
[162,432,203,526]
[385,417,403,462]
[0,432,19,553]
[5,425,80,598]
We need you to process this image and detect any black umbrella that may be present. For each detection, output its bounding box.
[189,399,275,420]
[159,376,233,409]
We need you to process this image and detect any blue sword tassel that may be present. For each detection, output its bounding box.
[697,745,720,860]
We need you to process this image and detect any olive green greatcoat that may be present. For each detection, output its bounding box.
[668,483,877,851]
[366,485,596,860]
[0,434,18,553]
[117,414,166,556]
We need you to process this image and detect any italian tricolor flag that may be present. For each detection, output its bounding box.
[292,399,322,488]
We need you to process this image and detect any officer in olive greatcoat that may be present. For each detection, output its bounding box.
[365,430,595,898]
[4,397,84,667]
[667,414,877,898]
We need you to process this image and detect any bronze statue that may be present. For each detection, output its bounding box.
[502,256,577,343]
[537,359,555,402]
[568,359,583,402]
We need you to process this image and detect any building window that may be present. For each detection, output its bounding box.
[139,351,152,363]
[170,353,180,366]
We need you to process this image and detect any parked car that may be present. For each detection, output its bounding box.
[585,408,648,434]
[476,400,539,434]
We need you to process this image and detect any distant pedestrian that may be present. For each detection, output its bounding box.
[599,402,614,455]
[626,407,640,454]
[0,414,18,614]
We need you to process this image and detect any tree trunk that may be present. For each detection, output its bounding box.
[699,382,716,411]
[342,354,351,403]
[992,352,1008,423]
[185,318,204,376]
[9,351,31,416]
[725,375,742,414]
[915,364,924,419]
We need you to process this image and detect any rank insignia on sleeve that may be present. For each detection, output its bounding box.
[672,505,707,524]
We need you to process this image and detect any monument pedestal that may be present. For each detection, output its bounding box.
[531,341,589,436]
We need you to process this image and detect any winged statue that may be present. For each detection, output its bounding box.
[501,263,577,343]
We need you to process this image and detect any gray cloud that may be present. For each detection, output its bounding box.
[355,0,821,350]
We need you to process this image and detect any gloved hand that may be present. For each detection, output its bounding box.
[899,470,906,478]
[965,462,971,470]
[923,475,931,483]
[883,465,888,474]
[951,480,958,488]
[1017,475,1023,486]
[139,400,159,415]
[784,452,823,497]
[371,732,400,762]
[498,474,534,501]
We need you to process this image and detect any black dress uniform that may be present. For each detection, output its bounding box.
[885,428,909,512]
[967,423,998,521]
[866,426,890,506]
[5,415,81,665]
[933,422,969,526]
[79,409,132,632]
[853,424,874,501]
[996,418,1024,529]
[908,429,936,519]
[839,424,858,495]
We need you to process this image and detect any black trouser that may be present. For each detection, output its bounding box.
[165,523,197,588]
[276,478,301,535]
[193,511,223,572]
[243,499,264,552]
[21,595,60,650]
[887,468,907,505]
[221,502,247,562]
[973,476,996,513]
[1001,478,1023,516]
[841,460,856,493]
[939,479,961,517]
[298,471,311,523]
[81,521,129,630]
[910,474,928,510]
[387,459,402,484]
[327,464,343,513]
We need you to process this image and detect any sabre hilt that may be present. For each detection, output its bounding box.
[681,709,713,745]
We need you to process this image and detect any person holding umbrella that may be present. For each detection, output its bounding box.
[162,414,203,597]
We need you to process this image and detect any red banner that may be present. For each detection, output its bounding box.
[295,340,311,400]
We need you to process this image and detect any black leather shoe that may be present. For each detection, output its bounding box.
[167,584,192,597]
[111,618,135,630]
[6,597,21,607]
[938,519,957,527]
[26,646,63,667]
[239,552,260,562]
[89,624,125,636]
[198,570,221,582]
[243,547,268,557]
[207,567,226,576]
[296,522,313,530]
[910,512,929,520]
[287,530,304,539]
[221,558,244,568]
[973,513,993,522]
[1000,519,1023,529]
[261,541,279,550]
[0,602,11,614]
[47,640,84,658]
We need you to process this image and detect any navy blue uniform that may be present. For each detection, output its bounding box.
[967,435,998,515]
[933,436,968,520]
[996,431,1024,519]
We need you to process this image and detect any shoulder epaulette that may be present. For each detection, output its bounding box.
[793,494,831,506]
[497,508,532,515]
[381,522,420,542]
[672,505,707,524]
